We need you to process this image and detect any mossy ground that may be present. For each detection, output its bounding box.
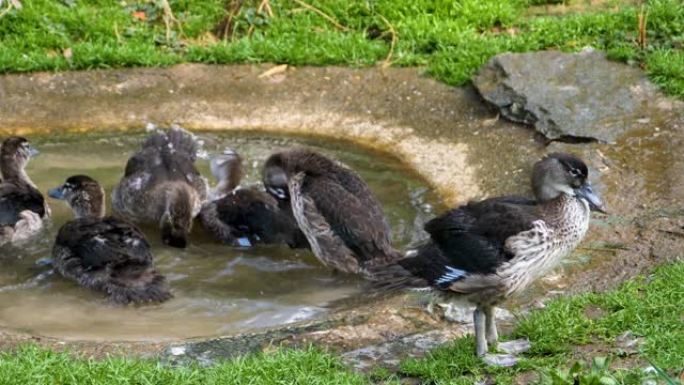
[0,0,683,97]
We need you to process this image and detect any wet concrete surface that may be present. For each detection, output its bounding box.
[0,63,682,368]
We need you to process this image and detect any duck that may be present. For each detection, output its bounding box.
[112,127,208,248]
[377,153,605,366]
[49,175,172,304]
[0,137,48,246]
[262,147,400,275]
[200,148,308,248]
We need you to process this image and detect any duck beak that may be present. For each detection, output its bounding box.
[575,183,607,214]
[28,145,40,158]
[48,186,65,200]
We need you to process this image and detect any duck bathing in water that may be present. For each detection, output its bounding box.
[200,148,308,248]
[112,127,208,248]
[0,137,49,246]
[49,175,172,304]
[379,153,605,366]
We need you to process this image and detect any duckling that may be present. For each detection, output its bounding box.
[49,175,172,304]
[112,127,208,248]
[263,148,400,275]
[378,153,605,366]
[0,137,48,245]
[200,149,308,248]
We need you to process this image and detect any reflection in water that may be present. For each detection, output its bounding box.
[0,131,438,341]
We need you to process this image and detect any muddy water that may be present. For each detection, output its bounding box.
[0,131,439,341]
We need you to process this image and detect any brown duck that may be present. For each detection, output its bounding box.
[378,153,606,366]
[200,148,308,248]
[263,148,400,276]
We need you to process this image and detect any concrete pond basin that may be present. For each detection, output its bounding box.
[0,60,682,370]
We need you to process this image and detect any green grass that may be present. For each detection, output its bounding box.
[0,0,683,97]
[1,261,682,384]
[0,346,371,385]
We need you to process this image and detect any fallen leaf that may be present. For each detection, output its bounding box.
[482,113,500,127]
[258,64,288,78]
[132,11,147,21]
[63,47,73,60]
[10,0,22,9]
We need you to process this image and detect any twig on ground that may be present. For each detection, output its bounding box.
[377,13,397,68]
[215,0,245,40]
[247,0,273,38]
[0,0,22,19]
[292,0,349,32]
[637,5,648,50]
[658,229,684,238]
[158,0,184,43]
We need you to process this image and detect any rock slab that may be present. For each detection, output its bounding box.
[473,50,659,142]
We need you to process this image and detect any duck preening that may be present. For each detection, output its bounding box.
[200,149,308,248]
[378,153,605,366]
[263,148,400,275]
[49,175,172,304]
[112,127,208,248]
[0,137,48,246]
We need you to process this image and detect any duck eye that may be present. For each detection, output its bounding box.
[569,168,581,177]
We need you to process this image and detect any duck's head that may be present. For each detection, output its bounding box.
[263,152,290,201]
[210,148,243,191]
[49,175,106,219]
[532,152,606,213]
[263,148,338,201]
[1,136,39,179]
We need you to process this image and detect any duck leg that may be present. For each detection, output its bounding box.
[484,305,498,346]
[473,306,488,357]
[481,305,531,367]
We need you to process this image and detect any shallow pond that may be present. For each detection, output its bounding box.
[0,130,439,341]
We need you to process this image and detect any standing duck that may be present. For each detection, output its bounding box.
[0,137,48,245]
[112,127,208,248]
[380,153,605,365]
[49,175,172,304]
[262,148,399,275]
[200,149,308,248]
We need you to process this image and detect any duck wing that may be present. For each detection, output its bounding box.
[424,196,541,273]
[0,183,45,226]
[331,165,392,235]
[54,217,171,304]
[289,172,396,274]
[391,196,542,291]
[55,217,153,270]
[217,188,306,246]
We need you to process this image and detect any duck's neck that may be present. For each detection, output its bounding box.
[1,160,34,187]
[540,194,590,229]
[73,203,105,220]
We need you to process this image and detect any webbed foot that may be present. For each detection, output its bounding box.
[498,339,531,355]
[482,353,518,367]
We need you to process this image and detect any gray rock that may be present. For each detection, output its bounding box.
[340,329,462,371]
[473,50,660,142]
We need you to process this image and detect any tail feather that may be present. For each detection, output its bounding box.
[144,127,198,161]
[106,267,172,304]
[368,242,468,293]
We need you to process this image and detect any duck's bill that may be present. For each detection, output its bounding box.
[28,146,40,158]
[575,183,607,214]
[48,186,65,200]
